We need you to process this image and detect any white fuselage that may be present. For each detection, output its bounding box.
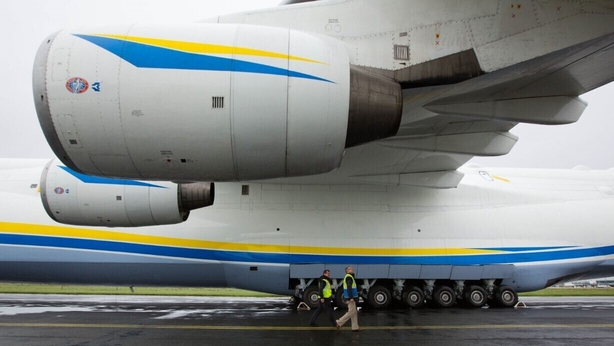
[1,159,613,295]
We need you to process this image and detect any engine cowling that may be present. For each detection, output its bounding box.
[33,23,402,181]
[40,159,214,227]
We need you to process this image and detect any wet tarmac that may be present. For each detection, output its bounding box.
[0,295,613,345]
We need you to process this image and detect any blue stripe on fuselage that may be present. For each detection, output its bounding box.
[0,233,611,266]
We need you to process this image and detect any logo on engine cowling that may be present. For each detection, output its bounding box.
[66,77,89,94]
[54,187,65,194]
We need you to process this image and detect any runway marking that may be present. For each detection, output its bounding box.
[1,323,614,331]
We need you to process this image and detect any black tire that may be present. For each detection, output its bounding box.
[402,285,425,308]
[334,288,348,308]
[367,285,391,309]
[433,286,456,308]
[495,285,518,308]
[302,285,320,309]
[464,285,487,308]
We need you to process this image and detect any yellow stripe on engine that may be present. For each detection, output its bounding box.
[94,34,325,64]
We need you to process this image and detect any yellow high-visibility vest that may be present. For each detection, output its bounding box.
[319,278,332,298]
[343,273,358,298]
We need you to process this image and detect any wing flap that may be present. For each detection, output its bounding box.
[425,96,587,125]
[379,131,518,157]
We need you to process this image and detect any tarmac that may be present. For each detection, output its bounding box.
[1,295,613,346]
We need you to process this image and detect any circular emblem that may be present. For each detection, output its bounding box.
[66,77,89,94]
[54,187,65,194]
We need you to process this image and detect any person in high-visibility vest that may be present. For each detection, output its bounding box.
[308,269,339,328]
[336,266,361,332]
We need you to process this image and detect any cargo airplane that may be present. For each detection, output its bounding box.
[2,0,614,309]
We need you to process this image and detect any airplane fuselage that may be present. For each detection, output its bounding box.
[1,159,613,302]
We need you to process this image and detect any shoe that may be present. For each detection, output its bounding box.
[335,324,341,331]
[352,328,362,332]
[309,323,318,327]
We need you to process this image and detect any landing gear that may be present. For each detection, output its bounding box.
[402,285,425,308]
[302,285,320,309]
[367,285,391,309]
[433,285,456,308]
[464,285,487,308]
[495,285,518,307]
[295,277,518,310]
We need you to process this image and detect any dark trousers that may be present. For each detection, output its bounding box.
[309,299,336,326]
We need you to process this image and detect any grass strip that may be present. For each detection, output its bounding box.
[519,287,614,297]
[0,284,613,297]
[0,283,277,297]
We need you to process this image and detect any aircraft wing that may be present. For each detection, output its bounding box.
[270,32,614,188]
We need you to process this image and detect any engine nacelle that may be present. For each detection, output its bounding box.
[40,159,214,227]
[33,23,402,181]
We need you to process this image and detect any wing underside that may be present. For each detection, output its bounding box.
[269,32,614,188]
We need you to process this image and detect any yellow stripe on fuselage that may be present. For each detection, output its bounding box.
[94,34,325,64]
[0,222,500,256]
[493,175,511,183]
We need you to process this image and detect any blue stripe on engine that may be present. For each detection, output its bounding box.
[74,34,333,83]
[59,166,166,188]
[1,234,612,265]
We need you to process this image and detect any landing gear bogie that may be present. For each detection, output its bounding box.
[295,278,518,310]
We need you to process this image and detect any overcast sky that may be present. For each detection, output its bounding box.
[2,0,613,169]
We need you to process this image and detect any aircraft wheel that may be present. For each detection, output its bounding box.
[464,285,487,308]
[402,285,425,308]
[495,285,518,307]
[302,285,320,309]
[433,286,456,308]
[334,288,348,308]
[368,285,391,309]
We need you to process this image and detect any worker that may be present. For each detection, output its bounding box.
[336,266,361,332]
[308,269,339,328]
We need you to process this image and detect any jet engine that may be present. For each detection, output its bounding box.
[40,159,214,227]
[33,23,402,181]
